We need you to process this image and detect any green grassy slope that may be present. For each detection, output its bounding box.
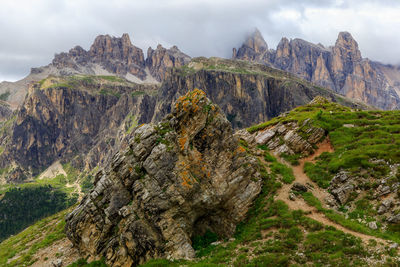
[0,208,71,267]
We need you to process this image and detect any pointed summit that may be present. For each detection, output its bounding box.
[334,31,361,60]
[233,28,268,60]
[336,32,356,46]
[244,28,268,53]
[121,33,132,46]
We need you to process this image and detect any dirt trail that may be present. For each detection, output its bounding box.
[66,180,84,200]
[274,139,390,244]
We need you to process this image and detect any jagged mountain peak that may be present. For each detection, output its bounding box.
[334,31,361,59]
[28,33,191,88]
[278,36,290,44]
[244,28,268,53]
[89,33,135,53]
[89,33,144,62]
[91,32,132,44]
[335,31,357,46]
[232,28,269,61]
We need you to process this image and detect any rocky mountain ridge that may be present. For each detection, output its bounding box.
[0,33,190,109]
[233,29,400,110]
[51,33,191,83]
[153,57,368,128]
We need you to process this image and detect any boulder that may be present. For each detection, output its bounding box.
[368,221,378,230]
[330,183,355,205]
[292,182,308,192]
[378,199,393,215]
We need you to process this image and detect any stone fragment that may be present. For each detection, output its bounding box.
[368,221,378,230]
[52,259,63,267]
[255,128,276,145]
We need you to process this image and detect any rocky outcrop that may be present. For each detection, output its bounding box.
[51,33,191,83]
[65,90,261,266]
[233,30,400,110]
[254,118,325,156]
[146,45,191,82]
[329,171,355,205]
[327,162,400,214]
[89,34,146,79]
[0,102,12,121]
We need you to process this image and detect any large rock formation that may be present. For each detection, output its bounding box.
[50,34,148,80]
[65,90,262,266]
[233,30,400,110]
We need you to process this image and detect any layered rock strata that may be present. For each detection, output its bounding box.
[65,90,261,266]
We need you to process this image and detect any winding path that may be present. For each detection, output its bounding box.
[274,139,390,244]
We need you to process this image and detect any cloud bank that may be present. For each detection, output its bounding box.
[0,0,399,81]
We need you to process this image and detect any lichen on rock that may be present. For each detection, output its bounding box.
[65,89,261,266]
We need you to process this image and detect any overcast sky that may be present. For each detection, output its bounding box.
[1,0,400,81]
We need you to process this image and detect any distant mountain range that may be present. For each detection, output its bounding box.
[0,34,190,111]
[1,30,399,114]
[233,29,400,110]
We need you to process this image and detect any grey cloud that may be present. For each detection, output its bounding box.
[0,0,399,81]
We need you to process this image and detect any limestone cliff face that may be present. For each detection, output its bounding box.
[65,90,261,266]
[233,30,400,110]
[153,58,366,129]
[0,76,157,180]
[146,45,191,82]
